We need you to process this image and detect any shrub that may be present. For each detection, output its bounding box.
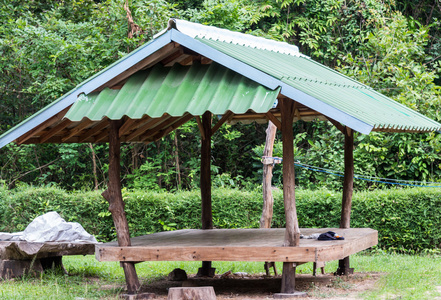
[1,185,441,253]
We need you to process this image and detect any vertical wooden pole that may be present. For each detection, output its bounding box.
[102,120,140,294]
[260,121,277,229]
[199,111,213,276]
[279,99,301,294]
[261,121,278,276]
[337,127,354,275]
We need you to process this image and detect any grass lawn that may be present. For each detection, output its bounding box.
[0,252,440,299]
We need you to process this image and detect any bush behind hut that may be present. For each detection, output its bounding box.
[0,183,440,253]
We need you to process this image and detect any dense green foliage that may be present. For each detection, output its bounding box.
[1,184,441,253]
[1,1,441,191]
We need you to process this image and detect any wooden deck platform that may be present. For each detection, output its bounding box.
[96,228,377,263]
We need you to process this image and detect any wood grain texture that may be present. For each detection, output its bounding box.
[167,287,216,300]
[96,228,378,263]
[280,99,300,247]
[0,241,94,260]
[340,127,354,229]
[260,121,277,229]
[103,120,140,293]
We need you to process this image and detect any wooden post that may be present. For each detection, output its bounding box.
[278,99,303,296]
[198,111,214,277]
[261,121,278,276]
[260,121,277,228]
[102,120,140,294]
[337,127,354,276]
[280,99,300,247]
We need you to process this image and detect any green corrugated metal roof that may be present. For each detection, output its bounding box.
[64,62,280,122]
[196,37,440,132]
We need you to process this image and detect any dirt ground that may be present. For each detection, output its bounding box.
[136,271,383,299]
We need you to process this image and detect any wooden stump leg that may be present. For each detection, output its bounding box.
[168,286,216,300]
[264,261,278,276]
[197,261,215,277]
[335,256,354,276]
[281,262,296,293]
[313,261,325,276]
[274,262,306,298]
[40,256,66,274]
[0,259,43,279]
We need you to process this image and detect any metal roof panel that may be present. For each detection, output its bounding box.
[196,37,441,133]
[64,62,280,122]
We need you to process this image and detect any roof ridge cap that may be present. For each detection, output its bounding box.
[164,18,308,58]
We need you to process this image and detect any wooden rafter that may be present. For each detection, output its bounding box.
[94,129,109,143]
[93,43,180,92]
[61,119,93,142]
[151,114,194,142]
[119,118,144,137]
[211,111,233,135]
[78,118,109,143]
[16,107,70,145]
[39,119,73,144]
[139,116,177,142]
[179,55,194,66]
[126,116,169,141]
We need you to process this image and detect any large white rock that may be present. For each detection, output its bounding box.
[22,211,97,243]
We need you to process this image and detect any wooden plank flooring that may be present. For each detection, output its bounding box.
[96,228,377,263]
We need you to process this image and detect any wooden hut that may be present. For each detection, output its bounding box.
[1,19,441,297]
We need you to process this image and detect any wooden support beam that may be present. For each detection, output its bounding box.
[126,117,168,141]
[279,98,301,295]
[326,116,345,134]
[39,119,72,143]
[341,127,354,228]
[78,119,109,143]
[199,111,213,277]
[61,119,93,142]
[152,114,194,142]
[336,127,355,276]
[195,116,205,140]
[280,99,300,247]
[261,121,279,276]
[94,129,109,143]
[161,48,184,67]
[265,112,282,131]
[179,55,194,66]
[138,116,176,142]
[16,107,70,145]
[119,118,143,137]
[201,57,213,64]
[102,120,140,294]
[260,121,278,229]
[93,43,180,92]
[211,111,233,135]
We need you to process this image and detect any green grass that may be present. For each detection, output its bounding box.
[0,252,441,299]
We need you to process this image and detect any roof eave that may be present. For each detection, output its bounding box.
[0,31,174,149]
[169,29,374,134]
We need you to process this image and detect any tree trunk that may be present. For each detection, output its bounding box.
[89,143,98,191]
[261,121,278,276]
[102,120,140,294]
[260,121,277,229]
[279,99,300,294]
[174,131,181,189]
[280,99,300,247]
